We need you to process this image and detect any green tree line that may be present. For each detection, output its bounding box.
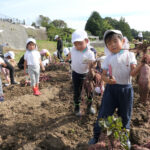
[85,11,150,41]
[32,13,150,43]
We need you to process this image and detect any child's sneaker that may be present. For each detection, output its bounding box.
[87,105,96,115]
[89,106,96,114]
[88,137,98,145]
[74,105,82,116]
[0,96,4,102]
[11,81,20,85]
[5,83,10,87]
[127,139,131,150]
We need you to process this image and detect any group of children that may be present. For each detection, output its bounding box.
[67,29,146,149]
[0,28,146,149]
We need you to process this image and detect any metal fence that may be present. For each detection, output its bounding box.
[0,14,25,25]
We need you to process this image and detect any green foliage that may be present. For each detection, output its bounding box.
[85,12,133,40]
[117,17,133,41]
[37,15,51,28]
[85,11,103,39]
[36,40,56,52]
[99,116,130,150]
[51,19,67,28]
[47,23,74,43]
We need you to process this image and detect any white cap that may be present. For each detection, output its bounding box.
[71,29,88,43]
[53,51,57,56]
[4,51,15,59]
[26,38,36,45]
[54,35,59,40]
[138,32,143,37]
[103,30,123,43]
[63,48,69,56]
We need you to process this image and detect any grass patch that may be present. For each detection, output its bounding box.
[36,40,56,53]
[96,47,104,56]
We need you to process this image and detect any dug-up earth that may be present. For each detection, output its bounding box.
[0,63,149,150]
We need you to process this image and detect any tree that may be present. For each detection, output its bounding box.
[51,19,67,28]
[102,20,113,35]
[131,29,138,39]
[104,17,119,29]
[37,15,51,28]
[85,11,103,39]
[31,22,36,27]
[117,17,133,40]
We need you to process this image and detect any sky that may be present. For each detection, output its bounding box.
[0,0,150,31]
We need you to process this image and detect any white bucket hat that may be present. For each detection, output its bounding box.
[4,51,15,59]
[54,35,59,40]
[63,48,69,56]
[71,29,88,43]
[103,30,123,56]
[26,38,36,45]
[103,30,123,44]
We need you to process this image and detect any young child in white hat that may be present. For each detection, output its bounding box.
[2,51,16,86]
[24,38,45,96]
[89,30,144,149]
[66,29,96,116]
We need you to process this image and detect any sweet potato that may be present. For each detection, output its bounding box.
[138,64,150,104]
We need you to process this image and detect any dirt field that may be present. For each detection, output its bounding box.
[0,63,149,150]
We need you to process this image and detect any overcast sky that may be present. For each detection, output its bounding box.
[0,0,150,31]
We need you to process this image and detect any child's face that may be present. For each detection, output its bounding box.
[106,36,124,54]
[27,42,36,50]
[74,39,88,51]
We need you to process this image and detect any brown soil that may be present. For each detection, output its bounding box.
[0,64,149,150]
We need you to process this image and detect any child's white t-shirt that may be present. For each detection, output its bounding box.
[0,57,4,72]
[71,47,95,74]
[102,50,137,85]
[24,50,41,66]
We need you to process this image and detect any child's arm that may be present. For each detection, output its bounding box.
[102,69,116,84]
[24,60,27,75]
[130,63,143,77]
[1,62,7,67]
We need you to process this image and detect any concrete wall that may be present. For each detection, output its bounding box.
[0,21,47,50]
[90,40,105,48]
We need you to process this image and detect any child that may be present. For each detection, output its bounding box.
[24,38,45,96]
[40,49,52,67]
[88,30,144,148]
[66,29,96,116]
[2,51,16,86]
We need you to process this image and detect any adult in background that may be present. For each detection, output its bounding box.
[54,35,63,62]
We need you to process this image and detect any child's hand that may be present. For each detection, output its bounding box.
[108,76,116,84]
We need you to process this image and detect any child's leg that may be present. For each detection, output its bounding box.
[2,68,10,84]
[117,85,133,129]
[91,85,117,142]
[35,67,40,88]
[0,77,3,96]
[28,66,36,88]
[4,60,15,84]
[72,71,86,113]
